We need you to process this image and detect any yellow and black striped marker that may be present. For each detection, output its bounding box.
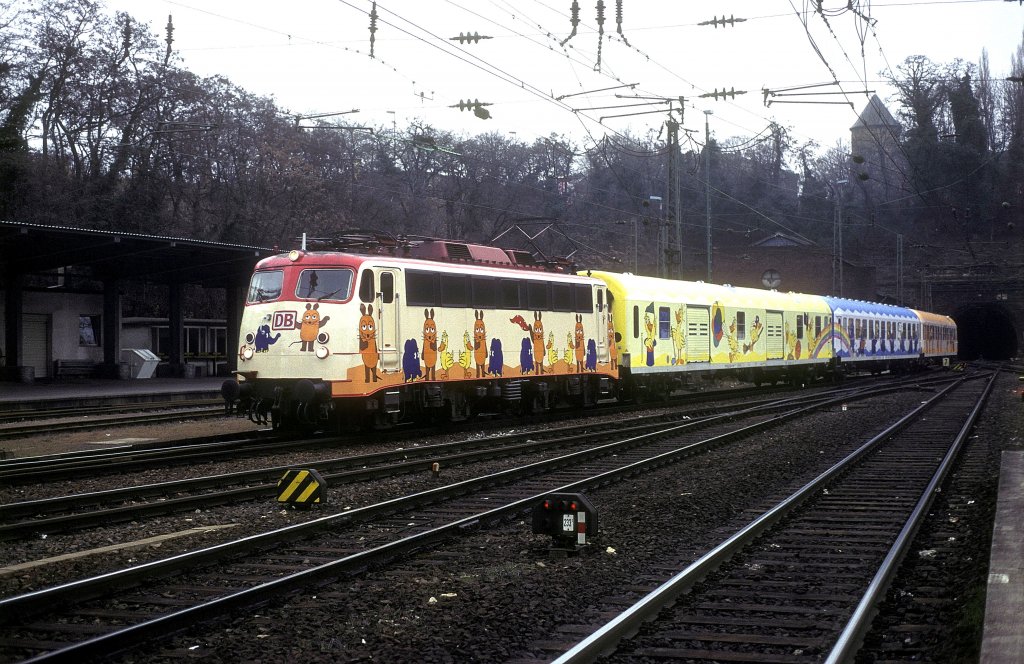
[277,469,327,507]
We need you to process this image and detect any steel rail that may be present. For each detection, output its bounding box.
[825,370,997,662]
[0,375,980,661]
[0,382,914,538]
[550,374,980,663]
[0,380,895,620]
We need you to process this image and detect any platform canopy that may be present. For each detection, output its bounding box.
[0,220,273,287]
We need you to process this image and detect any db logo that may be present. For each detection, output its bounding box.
[272,311,297,330]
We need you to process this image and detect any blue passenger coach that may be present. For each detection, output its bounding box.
[824,297,920,373]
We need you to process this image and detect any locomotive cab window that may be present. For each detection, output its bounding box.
[359,270,375,303]
[247,270,283,304]
[297,268,353,301]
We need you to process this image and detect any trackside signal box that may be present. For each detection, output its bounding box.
[531,492,598,552]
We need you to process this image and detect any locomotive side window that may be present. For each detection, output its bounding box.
[527,281,550,310]
[440,274,468,307]
[406,270,439,306]
[574,284,593,313]
[596,288,604,311]
[247,270,283,303]
[297,269,353,301]
[736,311,746,340]
[498,279,521,308]
[472,277,496,309]
[552,283,572,312]
[633,306,640,339]
[814,316,821,339]
[359,270,375,303]
[796,314,804,340]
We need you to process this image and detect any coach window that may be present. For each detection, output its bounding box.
[359,270,375,303]
[498,279,521,308]
[574,284,593,313]
[406,270,439,306]
[736,311,746,340]
[441,274,468,307]
[658,307,671,339]
[796,314,804,340]
[633,305,640,339]
[552,283,572,312]
[527,281,550,310]
[472,277,496,309]
[814,315,821,339]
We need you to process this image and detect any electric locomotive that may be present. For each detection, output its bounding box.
[228,236,617,431]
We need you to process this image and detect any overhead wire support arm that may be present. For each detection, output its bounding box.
[555,83,638,101]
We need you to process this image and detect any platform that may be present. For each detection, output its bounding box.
[980,450,1024,663]
[0,376,227,411]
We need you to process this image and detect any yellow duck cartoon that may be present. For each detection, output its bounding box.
[547,332,559,370]
[439,331,454,378]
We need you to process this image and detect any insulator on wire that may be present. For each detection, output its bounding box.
[369,2,378,58]
[449,31,491,44]
[560,0,581,46]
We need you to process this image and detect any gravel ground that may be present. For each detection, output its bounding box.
[103,384,989,663]
[4,372,1021,662]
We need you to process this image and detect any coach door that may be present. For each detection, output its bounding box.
[374,269,400,373]
[765,311,784,360]
[685,306,711,363]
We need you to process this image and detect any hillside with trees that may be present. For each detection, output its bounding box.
[1,0,1021,297]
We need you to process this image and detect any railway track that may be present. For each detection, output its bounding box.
[0,402,227,440]
[0,377,942,540]
[548,371,994,663]
[0,372,979,662]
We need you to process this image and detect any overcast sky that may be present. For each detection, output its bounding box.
[105,0,1021,152]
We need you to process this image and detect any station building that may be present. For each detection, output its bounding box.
[0,221,272,382]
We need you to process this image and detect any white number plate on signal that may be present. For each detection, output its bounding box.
[562,514,575,532]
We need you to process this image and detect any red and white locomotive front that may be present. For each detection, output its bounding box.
[234,249,373,428]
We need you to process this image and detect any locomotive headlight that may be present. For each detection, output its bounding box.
[316,346,330,359]
[288,249,302,261]
[242,347,254,360]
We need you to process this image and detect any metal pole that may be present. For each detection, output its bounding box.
[897,233,903,305]
[704,110,713,282]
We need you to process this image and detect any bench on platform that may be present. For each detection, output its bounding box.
[53,359,98,378]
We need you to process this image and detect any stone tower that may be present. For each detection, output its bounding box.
[850,95,905,203]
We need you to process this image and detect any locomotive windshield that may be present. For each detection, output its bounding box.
[297,268,353,301]
[247,270,283,303]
